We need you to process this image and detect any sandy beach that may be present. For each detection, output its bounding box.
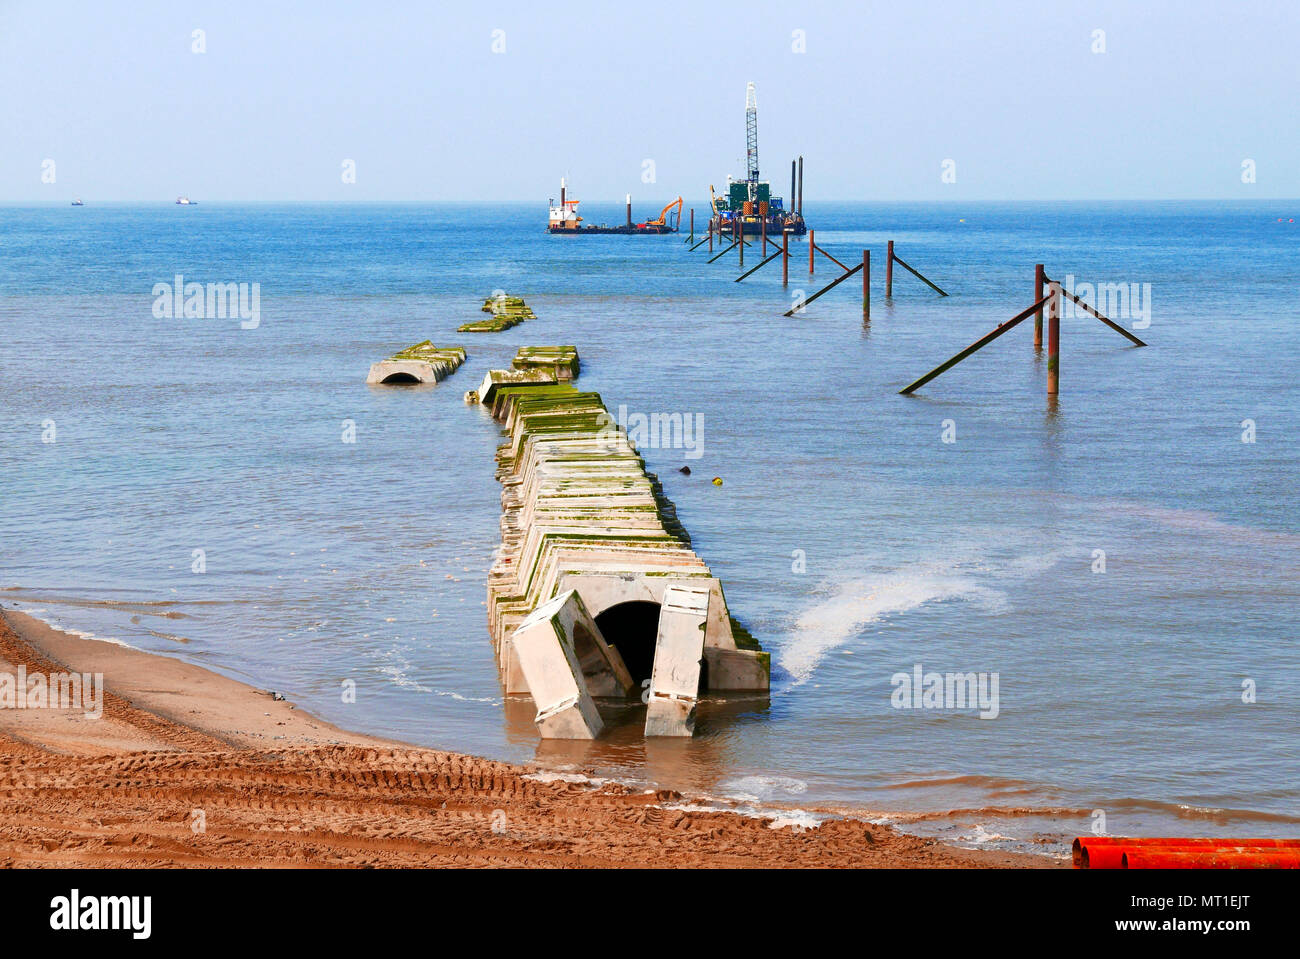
[0,608,1052,868]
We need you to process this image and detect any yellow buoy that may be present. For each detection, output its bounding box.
[712,477,723,486]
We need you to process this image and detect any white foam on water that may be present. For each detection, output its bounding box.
[954,823,1011,844]
[8,608,137,649]
[719,775,809,803]
[658,798,826,831]
[778,560,1008,685]
[373,647,499,704]
[767,810,824,831]
[775,545,1075,686]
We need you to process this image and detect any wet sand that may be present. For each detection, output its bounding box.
[0,608,1053,868]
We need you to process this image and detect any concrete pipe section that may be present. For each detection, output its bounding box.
[366,340,466,385]
[479,360,770,739]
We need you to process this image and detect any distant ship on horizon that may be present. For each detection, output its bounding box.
[175,196,198,205]
[71,198,84,206]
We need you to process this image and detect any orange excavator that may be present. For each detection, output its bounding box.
[548,178,683,234]
[640,196,683,231]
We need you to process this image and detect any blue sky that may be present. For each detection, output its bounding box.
[2,0,1297,201]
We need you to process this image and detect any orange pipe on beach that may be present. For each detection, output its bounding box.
[1074,837,1300,869]
[1123,849,1300,869]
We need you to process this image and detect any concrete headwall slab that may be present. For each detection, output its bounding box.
[644,586,709,737]
[553,569,731,650]
[510,591,606,739]
[478,368,558,406]
[513,346,580,381]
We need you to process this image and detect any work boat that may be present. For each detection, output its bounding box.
[707,81,807,238]
[548,179,681,234]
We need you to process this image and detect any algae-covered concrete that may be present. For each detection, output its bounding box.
[483,374,770,738]
[509,590,635,739]
[512,346,579,381]
[644,585,710,737]
[459,293,537,333]
[366,340,466,385]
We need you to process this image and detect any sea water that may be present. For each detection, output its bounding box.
[2,200,1296,855]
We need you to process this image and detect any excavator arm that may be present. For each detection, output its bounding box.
[642,196,684,228]
[659,196,683,229]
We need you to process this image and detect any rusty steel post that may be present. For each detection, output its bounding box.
[781,259,863,316]
[782,230,789,285]
[708,220,713,252]
[886,240,894,298]
[899,293,1050,394]
[797,156,803,215]
[808,229,815,275]
[1047,281,1061,395]
[761,214,767,256]
[863,250,870,319]
[738,218,744,268]
[1034,263,1044,349]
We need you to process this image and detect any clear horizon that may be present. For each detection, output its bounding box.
[5,197,1300,205]
[2,0,1297,203]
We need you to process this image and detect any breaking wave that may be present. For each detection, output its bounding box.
[777,547,1069,685]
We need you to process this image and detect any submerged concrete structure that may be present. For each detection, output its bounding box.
[458,293,536,333]
[471,368,557,409]
[510,589,635,739]
[643,585,710,737]
[512,345,579,381]
[466,346,580,408]
[482,376,769,739]
[366,340,466,385]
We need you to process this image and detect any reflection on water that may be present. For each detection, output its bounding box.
[508,694,772,798]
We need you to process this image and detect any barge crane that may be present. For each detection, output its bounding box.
[745,82,760,203]
[709,82,806,237]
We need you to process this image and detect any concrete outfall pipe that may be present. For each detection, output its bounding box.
[478,360,771,740]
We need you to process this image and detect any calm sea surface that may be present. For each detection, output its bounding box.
[2,201,1296,856]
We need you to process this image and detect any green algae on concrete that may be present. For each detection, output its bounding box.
[482,359,769,696]
[477,370,561,407]
[482,294,535,316]
[728,615,762,652]
[512,346,580,381]
[366,340,466,384]
[467,293,536,332]
[389,340,466,364]
[458,315,526,333]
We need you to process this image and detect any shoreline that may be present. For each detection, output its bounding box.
[0,606,1056,868]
